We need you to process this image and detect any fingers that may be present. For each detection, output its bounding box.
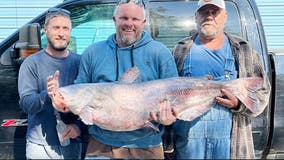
[160,100,171,119]
[47,75,53,82]
[63,124,80,139]
[150,111,158,122]
[62,127,71,140]
[52,92,69,112]
[221,89,235,100]
[47,76,54,98]
[53,70,60,81]
[47,70,70,112]
[156,100,176,125]
[47,70,60,99]
[216,89,239,108]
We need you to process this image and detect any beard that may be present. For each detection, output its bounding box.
[121,36,137,46]
[47,38,69,52]
[199,22,217,38]
[116,28,140,46]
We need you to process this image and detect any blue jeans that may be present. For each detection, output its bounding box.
[175,133,231,159]
[173,104,232,159]
[26,140,81,159]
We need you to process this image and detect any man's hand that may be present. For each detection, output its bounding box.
[150,100,177,125]
[47,71,70,112]
[216,89,240,109]
[47,70,60,99]
[53,92,70,112]
[62,124,81,140]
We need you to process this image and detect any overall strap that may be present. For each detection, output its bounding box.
[223,36,237,80]
[224,54,236,80]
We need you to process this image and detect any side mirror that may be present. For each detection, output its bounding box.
[14,23,41,63]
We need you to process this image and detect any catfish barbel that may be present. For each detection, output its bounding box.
[53,67,263,131]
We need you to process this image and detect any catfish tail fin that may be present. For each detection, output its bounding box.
[224,77,263,113]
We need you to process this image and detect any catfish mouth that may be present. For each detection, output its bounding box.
[53,90,70,113]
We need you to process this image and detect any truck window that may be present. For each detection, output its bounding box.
[40,2,243,55]
[148,1,242,50]
[0,1,264,66]
[41,3,116,55]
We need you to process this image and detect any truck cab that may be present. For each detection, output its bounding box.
[0,0,283,159]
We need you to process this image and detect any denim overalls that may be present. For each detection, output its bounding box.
[173,36,238,159]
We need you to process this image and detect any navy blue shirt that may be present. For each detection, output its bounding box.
[18,50,83,145]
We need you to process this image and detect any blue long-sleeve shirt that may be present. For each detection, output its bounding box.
[18,50,85,145]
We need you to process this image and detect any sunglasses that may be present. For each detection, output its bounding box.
[117,0,145,8]
[46,7,71,17]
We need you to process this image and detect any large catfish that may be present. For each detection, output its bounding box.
[53,67,263,131]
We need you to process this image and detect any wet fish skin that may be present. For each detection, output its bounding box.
[53,74,263,132]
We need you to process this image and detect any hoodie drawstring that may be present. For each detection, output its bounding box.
[115,45,135,81]
[130,45,134,67]
[115,44,119,81]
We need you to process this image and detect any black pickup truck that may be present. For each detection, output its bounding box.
[0,0,283,159]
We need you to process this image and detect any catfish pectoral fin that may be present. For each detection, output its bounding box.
[226,77,263,113]
[79,106,95,125]
[144,121,160,132]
